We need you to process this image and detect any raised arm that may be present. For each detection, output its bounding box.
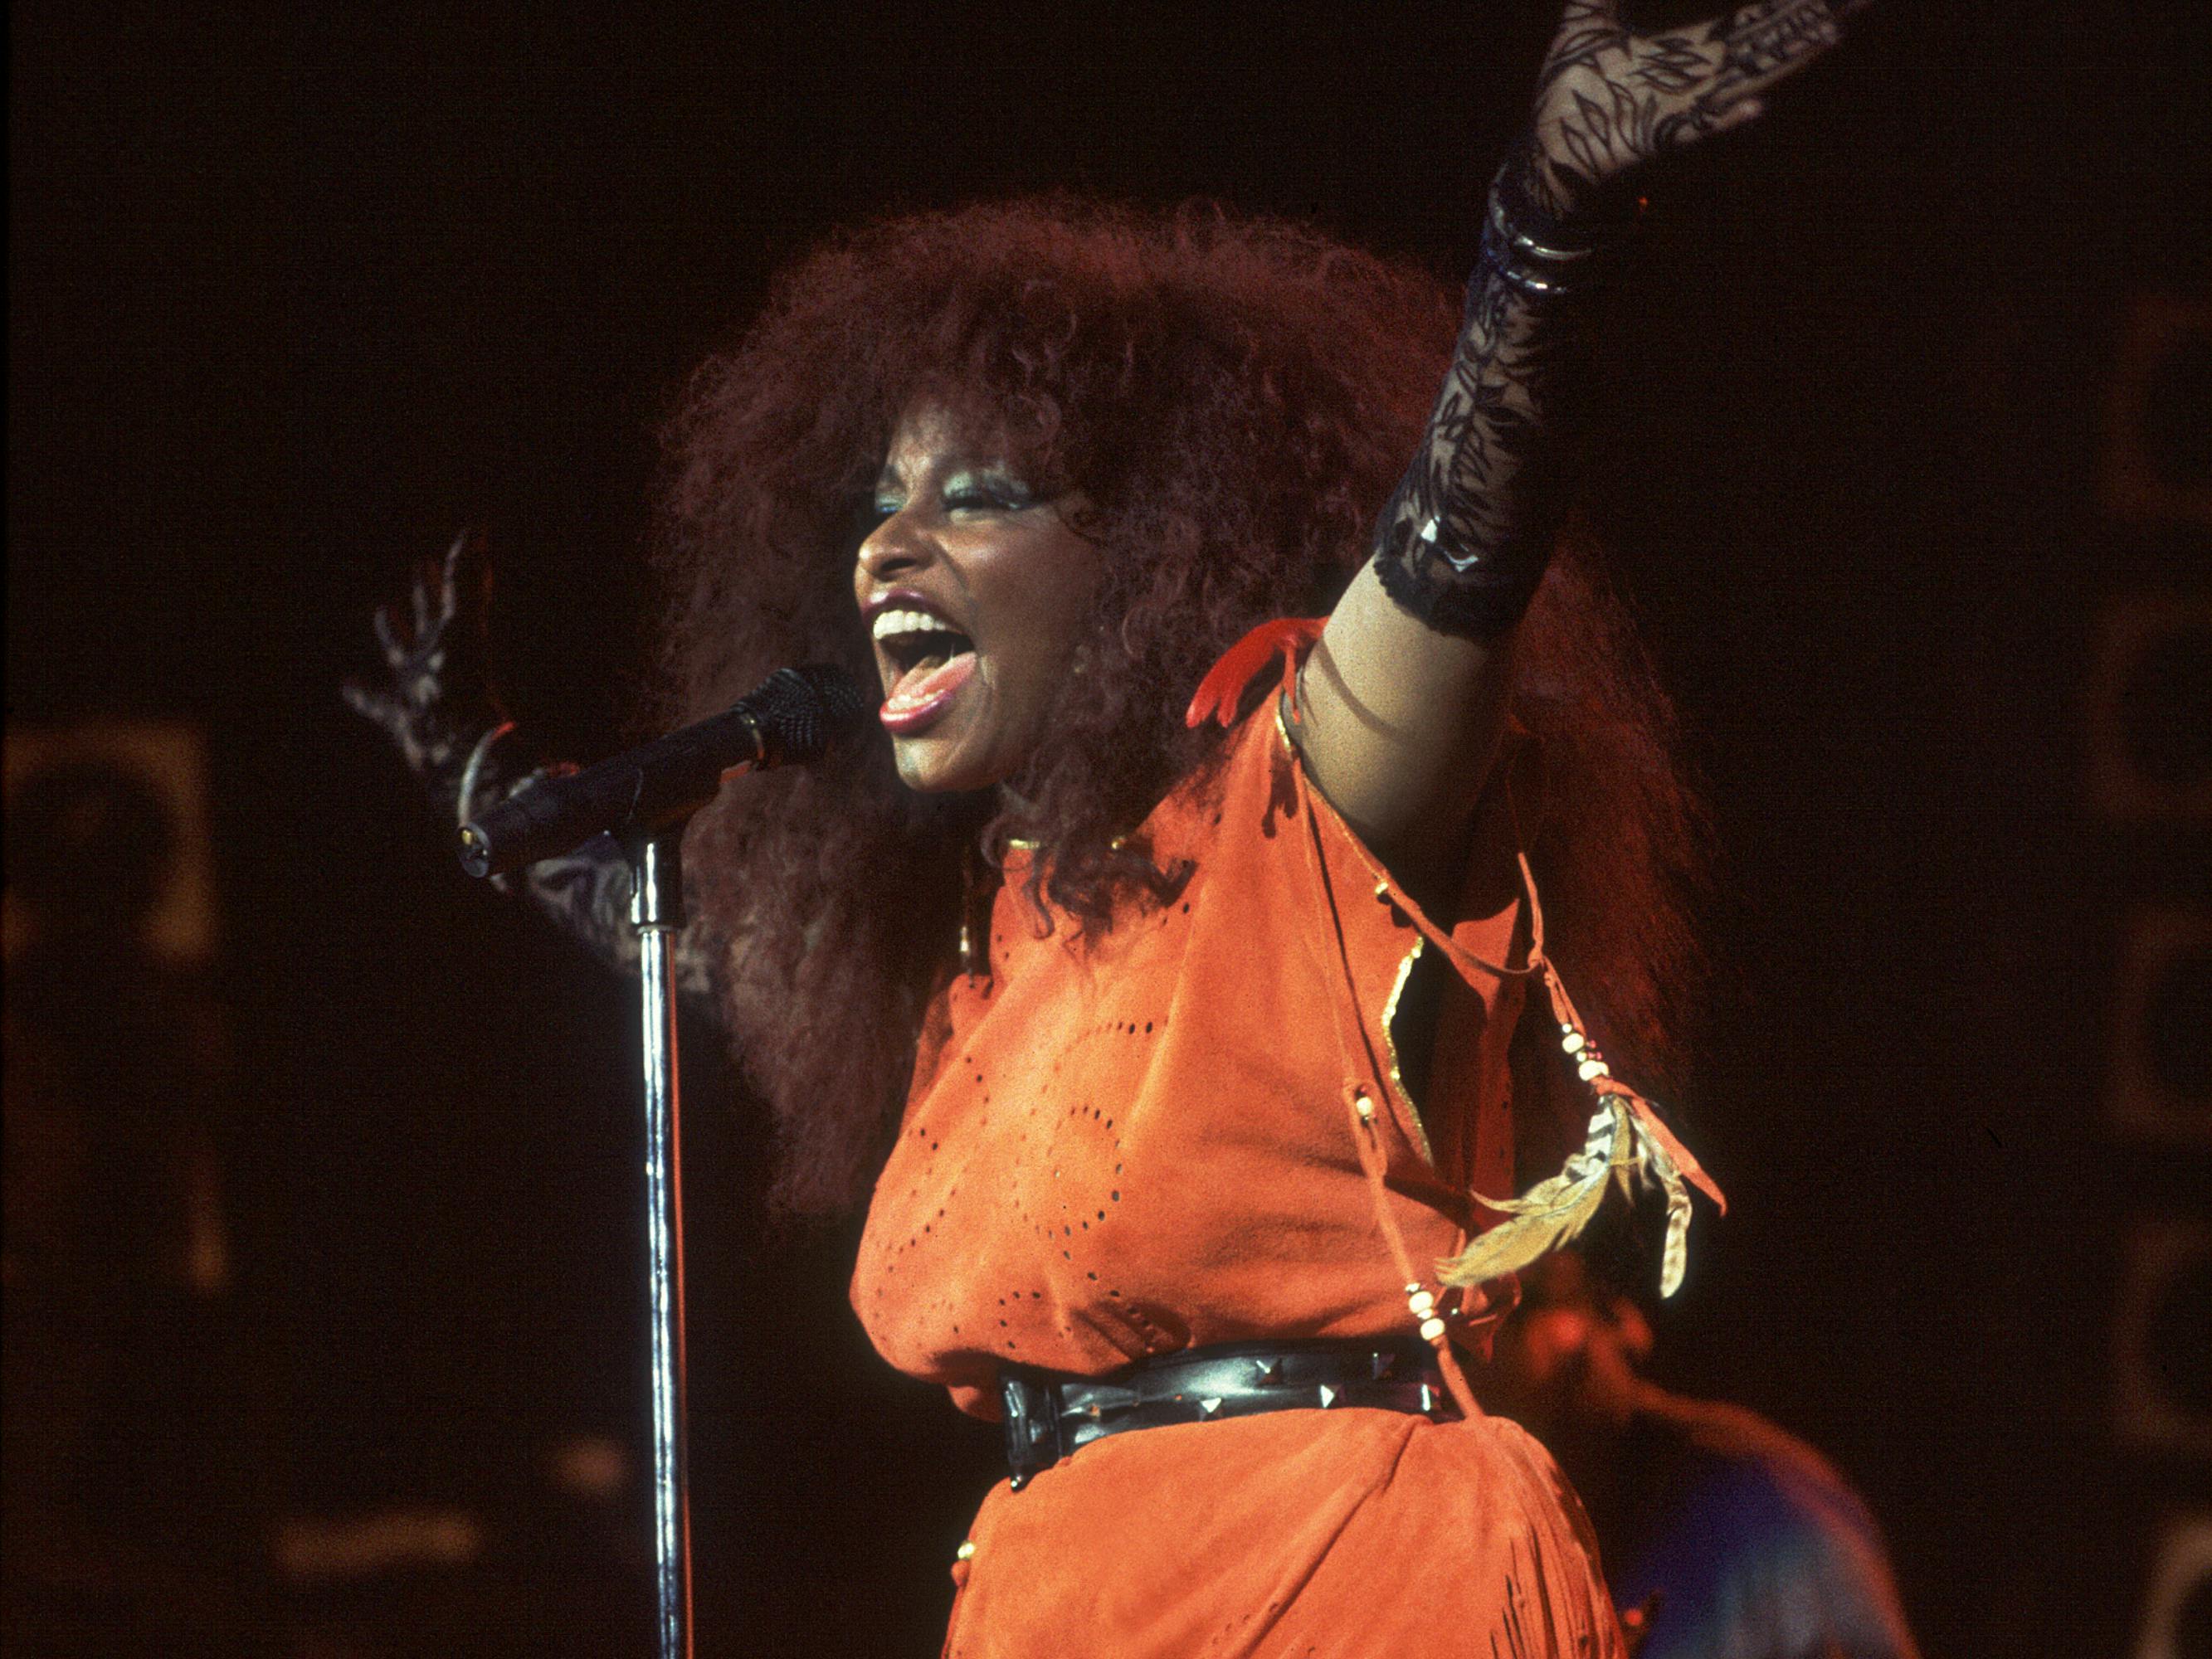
[344,532,718,1001]
[1296,0,1863,901]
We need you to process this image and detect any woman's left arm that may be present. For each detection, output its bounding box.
[1297,0,1866,898]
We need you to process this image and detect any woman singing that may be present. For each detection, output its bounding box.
[351,2,1863,1650]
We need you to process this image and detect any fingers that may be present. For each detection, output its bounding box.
[1702,95,1766,139]
[411,557,437,638]
[1555,0,1621,33]
[1532,0,1859,194]
[373,604,404,664]
[386,528,485,657]
[1704,0,1854,105]
[437,527,474,625]
[342,679,403,737]
[363,528,497,733]
[439,526,496,648]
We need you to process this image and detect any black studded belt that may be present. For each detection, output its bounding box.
[999,1337,1456,1489]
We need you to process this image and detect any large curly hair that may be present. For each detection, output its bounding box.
[652,194,1709,1219]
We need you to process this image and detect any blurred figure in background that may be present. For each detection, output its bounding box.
[1488,1249,1921,1659]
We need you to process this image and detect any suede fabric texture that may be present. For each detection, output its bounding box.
[852,639,1625,1657]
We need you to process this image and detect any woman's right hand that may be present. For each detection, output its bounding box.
[343,528,514,818]
[343,532,680,980]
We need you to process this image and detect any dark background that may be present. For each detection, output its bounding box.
[10,3,2211,1654]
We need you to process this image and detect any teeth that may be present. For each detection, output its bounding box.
[872,606,962,643]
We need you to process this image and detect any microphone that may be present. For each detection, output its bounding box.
[457,664,871,878]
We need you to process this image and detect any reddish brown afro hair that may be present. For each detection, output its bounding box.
[652,194,1708,1219]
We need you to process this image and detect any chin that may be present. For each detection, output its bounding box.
[892,737,996,795]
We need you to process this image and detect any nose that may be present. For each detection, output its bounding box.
[856,506,934,586]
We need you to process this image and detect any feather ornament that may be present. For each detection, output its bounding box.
[1459,955,1725,1298]
[1439,1086,1703,1298]
[1621,1094,1698,1299]
[1439,1102,1632,1290]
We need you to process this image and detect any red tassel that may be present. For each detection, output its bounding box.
[1183,617,1327,730]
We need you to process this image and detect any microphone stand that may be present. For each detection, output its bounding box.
[627,829,693,1659]
[453,664,867,1659]
[456,664,865,1658]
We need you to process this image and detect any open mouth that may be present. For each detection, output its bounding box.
[873,607,977,716]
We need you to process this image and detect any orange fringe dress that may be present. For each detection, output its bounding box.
[851,623,1720,1657]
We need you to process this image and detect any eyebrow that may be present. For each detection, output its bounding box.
[873,451,953,494]
[873,452,1017,497]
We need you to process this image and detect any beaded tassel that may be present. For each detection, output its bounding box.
[1347,1087,1483,1420]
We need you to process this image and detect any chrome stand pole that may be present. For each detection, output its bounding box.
[629,832,693,1659]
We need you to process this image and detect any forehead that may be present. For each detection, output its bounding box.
[877,398,1016,479]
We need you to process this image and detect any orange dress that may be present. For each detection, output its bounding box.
[852,625,1711,1657]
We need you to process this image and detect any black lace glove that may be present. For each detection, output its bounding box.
[1372,0,1866,640]
[343,528,521,823]
[344,531,717,999]
[1521,0,1868,223]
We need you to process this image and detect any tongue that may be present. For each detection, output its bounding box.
[885,649,977,712]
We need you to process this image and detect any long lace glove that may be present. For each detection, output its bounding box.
[1372,0,1866,639]
[343,531,717,1000]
